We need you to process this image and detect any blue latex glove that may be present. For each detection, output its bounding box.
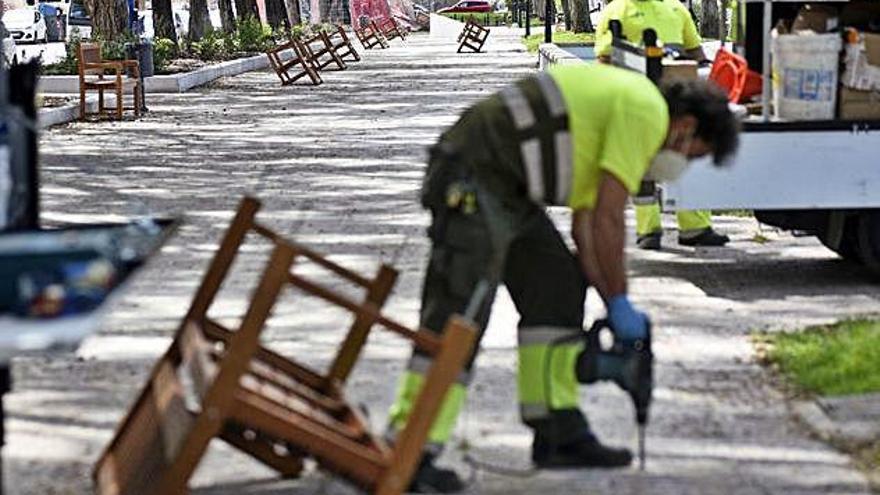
[607,295,649,341]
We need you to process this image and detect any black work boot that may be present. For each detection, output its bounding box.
[678,228,730,247]
[530,410,633,469]
[408,452,466,493]
[637,232,662,250]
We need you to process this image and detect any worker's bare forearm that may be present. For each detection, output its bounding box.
[571,174,630,303]
[590,206,627,301]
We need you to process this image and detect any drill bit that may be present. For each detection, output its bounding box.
[638,424,646,471]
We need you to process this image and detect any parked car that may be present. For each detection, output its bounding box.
[4,8,48,44]
[66,0,91,39]
[438,1,492,13]
[0,20,19,67]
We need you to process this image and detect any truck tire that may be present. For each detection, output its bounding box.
[819,217,861,263]
[857,210,880,276]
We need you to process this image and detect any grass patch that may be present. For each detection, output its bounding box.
[522,31,595,53]
[759,319,880,396]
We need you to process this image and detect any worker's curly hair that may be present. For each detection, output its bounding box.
[661,79,740,166]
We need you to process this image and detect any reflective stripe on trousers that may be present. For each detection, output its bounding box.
[517,325,583,421]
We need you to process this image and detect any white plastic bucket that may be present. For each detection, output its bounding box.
[771,33,842,120]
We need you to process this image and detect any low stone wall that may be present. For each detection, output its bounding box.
[537,42,593,71]
[39,54,269,94]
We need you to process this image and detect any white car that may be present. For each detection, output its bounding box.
[0,22,18,67]
[4,8,48,44]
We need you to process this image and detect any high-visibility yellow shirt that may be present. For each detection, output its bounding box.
[548,64,669,210]
[594,0,702,57]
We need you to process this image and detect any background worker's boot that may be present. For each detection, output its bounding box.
[637,232,662,250]
[678,227,730,247]
[408,452,465,493]
[530,410,632,469]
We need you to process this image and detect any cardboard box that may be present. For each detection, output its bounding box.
[865,33,880,66]
[839,87,880,119]
[792,5,839,33]
[661,60,698,82]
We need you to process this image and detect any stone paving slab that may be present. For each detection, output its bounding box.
[6,29,880,495]
[794,394,880,448]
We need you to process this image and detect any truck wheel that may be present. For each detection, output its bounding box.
[856,210,880,276]
[820,217,861,262]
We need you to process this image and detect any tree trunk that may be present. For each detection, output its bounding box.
[189,0,212,40]
[218,0,236,32]
[700,0,720,39]
[265,0,290,29]
[570,0,592,32]
[83,0,128,40]
[560,0,571,30]
[286,0,301,24]
[719,0,729,41]
[152,0,178,42]
[234,0,259,20]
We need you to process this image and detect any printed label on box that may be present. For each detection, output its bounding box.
[783,68,835,101]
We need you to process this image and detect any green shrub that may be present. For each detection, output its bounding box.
[233,15,274,53]
[190,29,230,61]
[152,38,177,72]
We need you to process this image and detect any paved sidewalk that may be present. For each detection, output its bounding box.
[7,29,880,494]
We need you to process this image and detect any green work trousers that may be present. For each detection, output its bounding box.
[635,203,713,237]
[387,141,591,454]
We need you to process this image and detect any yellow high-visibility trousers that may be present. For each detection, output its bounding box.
[635,204,712,236]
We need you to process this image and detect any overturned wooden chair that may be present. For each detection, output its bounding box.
[457,19,490,53]
[354,18,389,50]
[77,42,142,120]
[322,24,361,63]
[298,32,347,71]
[265,39,323,86]
[93,197,478,495]
[377,17,408,42]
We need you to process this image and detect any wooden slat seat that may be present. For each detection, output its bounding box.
[94,197,478,495]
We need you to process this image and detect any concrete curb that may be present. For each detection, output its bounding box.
[38,98,97,129]
[38,54,269,94]
[537,42,592,71]
[792,400,844,444]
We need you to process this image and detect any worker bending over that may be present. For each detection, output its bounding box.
[387,64,739,493]
[596,0,730,250]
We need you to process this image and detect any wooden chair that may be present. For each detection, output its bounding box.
[377,17,407,42]
[322,24,361,63]
[77,42,142,121]
[354,18,389,50]
[265,39,323,86]
[457,18,490,53]
[93,197,478,495]
[298,32,347,71]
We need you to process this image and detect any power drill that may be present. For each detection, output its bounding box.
[575,319,654,470]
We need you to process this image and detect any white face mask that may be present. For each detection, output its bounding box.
[645,150,689,183]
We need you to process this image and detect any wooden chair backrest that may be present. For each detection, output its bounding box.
[78,42,104,77]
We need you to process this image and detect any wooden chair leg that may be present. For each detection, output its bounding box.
[116,85,123,120]
[79,88,86,120]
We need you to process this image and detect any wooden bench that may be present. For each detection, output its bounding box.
[354,18,389,50]
[93,197,478,495]
[297,32,347,71]
[265,39,323,86]
[457,18,490,53]
[322,24,361,63]
[77,42,142,120]
[376,17,407,42]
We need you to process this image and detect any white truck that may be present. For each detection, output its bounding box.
[661,0,880,276]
